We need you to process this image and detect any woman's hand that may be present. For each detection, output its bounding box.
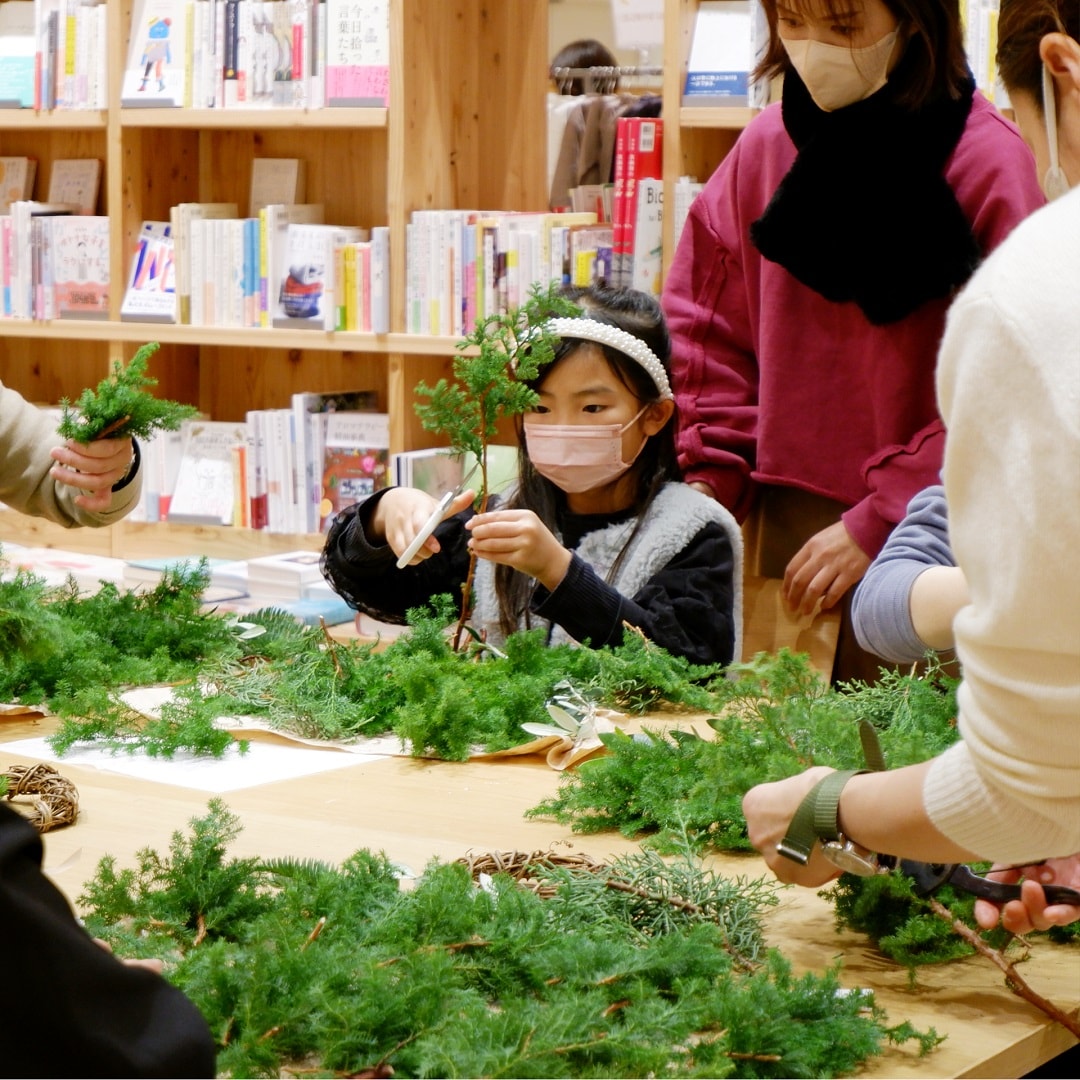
[465,508,572,590]
[375,488,475,564]
[783,521,870,618]
[742,766,844,887]
[49,436,135,512]
[974,855,1080,934]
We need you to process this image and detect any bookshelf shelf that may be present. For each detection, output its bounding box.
[678,106,760,130]
[0,320,468,356]
[119,108,389,131]
[0,110,107,131]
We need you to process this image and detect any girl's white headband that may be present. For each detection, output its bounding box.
[547,317,674,400]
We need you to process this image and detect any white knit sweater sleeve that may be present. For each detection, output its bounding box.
[926,190,1080,864]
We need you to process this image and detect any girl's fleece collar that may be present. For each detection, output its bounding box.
[750,60,979,325]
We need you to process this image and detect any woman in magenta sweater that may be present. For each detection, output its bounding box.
[661,0,1044,682]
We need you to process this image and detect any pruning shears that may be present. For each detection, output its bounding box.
[899,859,1080,906]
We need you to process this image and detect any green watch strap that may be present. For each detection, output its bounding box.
[777,769,865,865]
[858,719,886,772]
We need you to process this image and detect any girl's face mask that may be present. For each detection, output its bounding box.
[524,406,648,494]
[782,28,900,112]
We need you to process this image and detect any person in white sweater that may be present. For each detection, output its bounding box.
[741,0,1080,936]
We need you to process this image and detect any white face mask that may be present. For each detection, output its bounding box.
[524,406,649,494]
[782,28,900,112]
[1042,64,1071,201]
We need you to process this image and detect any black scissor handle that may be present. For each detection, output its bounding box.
[901,860,1080,905]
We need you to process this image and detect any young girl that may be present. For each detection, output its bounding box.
[661,0,1046,684]
[321,286,743,667]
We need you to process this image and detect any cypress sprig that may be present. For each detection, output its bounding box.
[80,800,941,1078]
[56,342,200,442]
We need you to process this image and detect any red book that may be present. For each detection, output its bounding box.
[621,118,664,290]
[612,118,631,287]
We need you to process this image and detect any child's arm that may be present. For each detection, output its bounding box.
[321,488,473,623]
[532,520,737,666]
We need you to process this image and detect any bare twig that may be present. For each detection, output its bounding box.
[926,896,1080,1038]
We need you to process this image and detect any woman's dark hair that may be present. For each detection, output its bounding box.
[550,38,619,94]
[494,285,680,637]
[997,0,1079,111]
[754,1,970,107]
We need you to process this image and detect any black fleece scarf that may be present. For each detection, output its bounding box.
[750,59,979,325]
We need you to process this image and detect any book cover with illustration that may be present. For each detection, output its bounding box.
[121,220,176,323]
[121,0,188,107]
[319,410,390,532]
[51,216,110,319]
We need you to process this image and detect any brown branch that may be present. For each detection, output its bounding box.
[926,896,1080,1038]
[300,916,327,951]
[96,414,132,439]
[320,619,343,677]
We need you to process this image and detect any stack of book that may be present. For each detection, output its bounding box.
[121,0,390,111]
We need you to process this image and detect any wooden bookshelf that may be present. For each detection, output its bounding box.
[661,0,765,278]
[0,0,548,555]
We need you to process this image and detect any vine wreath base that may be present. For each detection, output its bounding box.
[4,763,80,831]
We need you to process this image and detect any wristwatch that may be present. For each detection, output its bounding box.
[776,720,891,877]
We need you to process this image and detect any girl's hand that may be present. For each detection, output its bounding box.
[973,855,1080,934]
[466,508,572,590]
[783,521,870,618]
[49,436,136,512]
[742,767,844,887]
[376,488,475,564]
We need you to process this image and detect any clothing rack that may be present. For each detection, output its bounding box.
[550,65,664,95]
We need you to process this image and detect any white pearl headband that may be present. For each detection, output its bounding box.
[546,317,674,401]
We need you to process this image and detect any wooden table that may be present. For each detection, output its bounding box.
[3,712,1077,1079]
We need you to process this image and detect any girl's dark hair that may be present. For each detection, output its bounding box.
[494,285,680,638]
[754,1,970,107]
[997,0,1080,112]
[550,38,619,94]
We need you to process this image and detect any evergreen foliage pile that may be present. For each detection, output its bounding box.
[55,342,200,442]
[80,801,942,1078]
[527,652,1078,964]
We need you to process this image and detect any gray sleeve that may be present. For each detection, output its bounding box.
[851,485,953,663]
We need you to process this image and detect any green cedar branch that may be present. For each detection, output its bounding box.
[56,342,199,443]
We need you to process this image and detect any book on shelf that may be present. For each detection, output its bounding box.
[170,201,239,325]
[0,156,36,214]
[292,388,380,534]
[271,222,366,331]
[391,444,518,500]
[166,418,250,527]
[630,177,663,297]
[258,203,325,327]
[5,201,78,321]
[270,0,313,107]
[325,0,391,107]
[49,215,110,319]
[46,159,102,215]
[32,0,106,110]
[249,158,307,217]
[121,221,176,323]
[122,0,190,108]
[319,410,391,532]
[673,176,705,252]
[612,116,663,288]
[0,1,35,108]
[682,0,768,109]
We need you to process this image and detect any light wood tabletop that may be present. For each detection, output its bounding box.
[3,712,1077,1079]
